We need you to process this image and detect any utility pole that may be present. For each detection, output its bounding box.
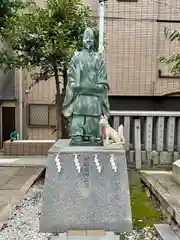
[98,0,108,55]
[18,67,23,140]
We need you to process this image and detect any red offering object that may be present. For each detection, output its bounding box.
[102,127,106,137]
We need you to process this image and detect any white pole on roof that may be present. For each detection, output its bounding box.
[98,0,107,55]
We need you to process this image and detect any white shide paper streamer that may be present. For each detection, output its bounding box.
[55,154,62,173]
[74,154,81,173]
[110,154,117,172]
[94,154,102,173]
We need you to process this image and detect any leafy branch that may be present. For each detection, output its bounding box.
[158,27,180,76]
[0,0,98,138]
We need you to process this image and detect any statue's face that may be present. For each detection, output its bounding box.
[83,34,94,50]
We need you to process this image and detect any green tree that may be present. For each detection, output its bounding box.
[0,0,98,138]
[0,0,23,30]
[159,27,180,76]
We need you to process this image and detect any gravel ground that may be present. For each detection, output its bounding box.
[0,179,162,240]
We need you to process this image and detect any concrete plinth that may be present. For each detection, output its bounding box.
[40,140,132,234]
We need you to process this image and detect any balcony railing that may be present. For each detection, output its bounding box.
[110,111,180,169]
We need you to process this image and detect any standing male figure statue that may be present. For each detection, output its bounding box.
[63,27,110,146]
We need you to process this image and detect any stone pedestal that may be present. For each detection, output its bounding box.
[172,159,180,185]
[40,140,132,234]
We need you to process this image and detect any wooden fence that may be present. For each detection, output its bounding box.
[110,111,180,169]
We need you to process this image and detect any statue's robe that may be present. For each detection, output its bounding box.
[63,50,110,138]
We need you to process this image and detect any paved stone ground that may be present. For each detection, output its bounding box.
[0,156,46,167]
[0,166,44,230]
[140,170,180,239]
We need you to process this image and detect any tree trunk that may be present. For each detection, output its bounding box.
[62,67,68,138]
[63,67,68,90]
[54,64,62,140]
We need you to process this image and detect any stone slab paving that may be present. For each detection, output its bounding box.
[140,171,180,227]
[154,224,179,240]
[0,156,46,167]
[0,166,44,230]
[0,167,21,187]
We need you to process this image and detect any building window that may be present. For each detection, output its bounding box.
[28,104,56,127]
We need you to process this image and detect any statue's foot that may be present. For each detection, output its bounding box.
[83,136,89,141]
[89,136,103,146]
[71,136,83,143]
[89,136,96,142]
[89,137,103,144]
[70,136,103,146]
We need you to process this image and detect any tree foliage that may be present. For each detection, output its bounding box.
[0,0,24,30]
[0,0,98,138]
[159,27,180,76]
[0,0,98,85]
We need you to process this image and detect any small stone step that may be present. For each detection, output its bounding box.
[68,230,86,236]
[154,224,179,240]
[86,230,105,236]
[57,231,114,237]
[51,237,119,240]
[52,231,116,240]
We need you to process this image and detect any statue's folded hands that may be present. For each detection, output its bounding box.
[74,86,82,93]
[71,83,76,89]
[95,85,105,93]
[74,86,104,95]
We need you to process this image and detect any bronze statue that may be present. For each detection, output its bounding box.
[62,27,110,145]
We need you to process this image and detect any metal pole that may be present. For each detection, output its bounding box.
[98,1,105,53]
[19,67,23,140]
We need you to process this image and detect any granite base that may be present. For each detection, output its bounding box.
[40,140,132,234]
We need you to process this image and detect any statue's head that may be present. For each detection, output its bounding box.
[83,27,94,50]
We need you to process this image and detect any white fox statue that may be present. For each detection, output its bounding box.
[99,115,125,146]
